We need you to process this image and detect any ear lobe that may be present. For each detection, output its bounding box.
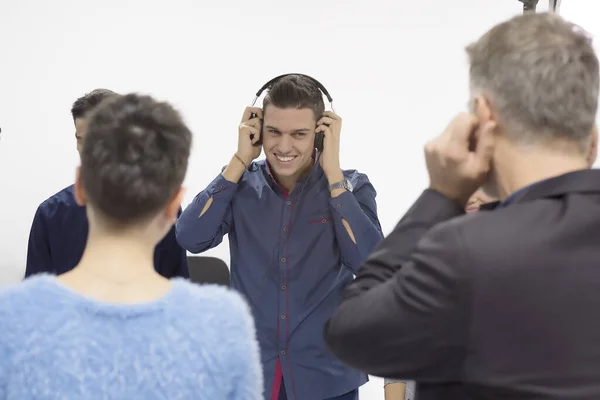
[73,166,87,206]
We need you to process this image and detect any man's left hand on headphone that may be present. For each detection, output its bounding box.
[317,111,343,182]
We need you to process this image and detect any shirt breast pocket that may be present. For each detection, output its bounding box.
[305,210,334,226]
[292,209,336,260]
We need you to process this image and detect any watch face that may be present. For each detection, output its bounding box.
[345,180,353,192]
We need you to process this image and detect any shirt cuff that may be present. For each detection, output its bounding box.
[329,190,362,220]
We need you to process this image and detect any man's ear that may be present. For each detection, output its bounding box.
[586,125,598,168]
[73,166,87,206]
[473,95,495,125]
[469,95,498,153]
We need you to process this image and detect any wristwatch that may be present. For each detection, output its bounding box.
[328,179,353,192]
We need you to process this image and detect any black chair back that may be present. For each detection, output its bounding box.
[187,256,230,286]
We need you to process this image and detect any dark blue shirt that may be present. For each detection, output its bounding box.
[25,185,189,279]
[176,160,383,400]
[502,188,527,206]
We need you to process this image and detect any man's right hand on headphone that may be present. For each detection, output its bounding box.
[237,106,263,165]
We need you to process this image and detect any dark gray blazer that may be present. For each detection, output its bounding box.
[325,169,600,400]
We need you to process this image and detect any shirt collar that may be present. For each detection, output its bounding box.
[501,187,528,207]
[479,200,501,211]
[500,176,553,207]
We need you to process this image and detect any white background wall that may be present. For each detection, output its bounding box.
[0,0,598,398]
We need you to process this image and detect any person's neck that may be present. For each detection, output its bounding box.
[58,230,171,304]
[273,158,314,192]
[493,142,589,200]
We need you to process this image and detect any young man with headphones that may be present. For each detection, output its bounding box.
[176,74,383,400]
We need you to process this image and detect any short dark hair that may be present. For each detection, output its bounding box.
[71,88,119,120]
[262,75,325,119]
[80,93,192,226]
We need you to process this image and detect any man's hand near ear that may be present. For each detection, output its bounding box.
[425,112,497,207]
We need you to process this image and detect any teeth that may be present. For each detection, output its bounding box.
[276,155,295,162]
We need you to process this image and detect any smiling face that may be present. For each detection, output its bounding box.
[262,105,317,184]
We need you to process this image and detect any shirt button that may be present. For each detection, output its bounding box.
[286,200,292,206]
[217,184,223,189]
[321,218,327,224]
[336,204,342,209]
[283,226,287,232]
[281,285,286,290]
[280,314,286,320]
[280,350,286,355]
[281,257,286,263]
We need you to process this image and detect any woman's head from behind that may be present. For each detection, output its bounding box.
[74,93,192,244]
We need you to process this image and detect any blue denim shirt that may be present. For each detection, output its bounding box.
[25,185,189,279]
[176,160,383,400]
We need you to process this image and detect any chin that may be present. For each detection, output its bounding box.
[269,162,300,177]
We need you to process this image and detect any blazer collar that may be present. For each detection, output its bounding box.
[508,169,600,205]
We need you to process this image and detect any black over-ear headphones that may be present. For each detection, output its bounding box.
[249,73,334,152]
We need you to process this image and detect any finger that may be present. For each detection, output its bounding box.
[250,130,261,145]
[447,113,479,145]
[244,126,261,144]
[242,107,263,122]
[245,117,262,129]
[242,125,260,137]
[322,111,341,121]
[317,116,335,126]
[316,125,332,136]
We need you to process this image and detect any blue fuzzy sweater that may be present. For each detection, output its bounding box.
[0,275,263,400]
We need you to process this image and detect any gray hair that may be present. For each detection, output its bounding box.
[466,12,599,150]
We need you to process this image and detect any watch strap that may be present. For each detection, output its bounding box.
[328,180,348,192]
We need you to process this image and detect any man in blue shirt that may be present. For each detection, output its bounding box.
[176,74,383,400]
[25,89,188,279]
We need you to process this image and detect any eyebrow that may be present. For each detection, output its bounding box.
[264,125,311,133]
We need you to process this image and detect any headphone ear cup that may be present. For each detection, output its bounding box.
[314,132,324,152]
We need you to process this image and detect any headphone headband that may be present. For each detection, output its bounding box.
[248,73,332,150]
[253,73,333,104]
